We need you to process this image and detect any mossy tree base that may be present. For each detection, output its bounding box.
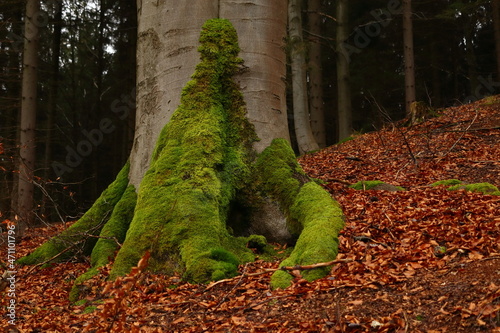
[18,19,345,298]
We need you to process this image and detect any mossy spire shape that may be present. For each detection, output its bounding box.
[109,19,256,282]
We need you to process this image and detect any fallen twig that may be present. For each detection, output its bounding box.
[205,258,353,290]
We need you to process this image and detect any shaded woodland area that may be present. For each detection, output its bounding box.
[1,1,500,331]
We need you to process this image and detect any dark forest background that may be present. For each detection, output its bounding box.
[1,0,498,225]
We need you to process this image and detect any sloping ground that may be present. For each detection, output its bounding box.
[1,96,499,332]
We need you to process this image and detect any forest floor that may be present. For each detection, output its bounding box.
[2,95,500,332]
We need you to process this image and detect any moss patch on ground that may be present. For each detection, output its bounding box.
[432,179,500,195]
[448,183,500,195]
[18,162,131,266]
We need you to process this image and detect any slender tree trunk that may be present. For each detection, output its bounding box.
[492,0,500,80]
[1,2,22,218]
[42,1,63,218]
[308,0,326,148]
[403,0,416,116]
[18,0,40,234]
[288,0,319,154]
[430,38,442,107]
[336,0,352,141]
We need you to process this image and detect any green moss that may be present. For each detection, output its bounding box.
[350,180,405,191]
[83,306,97,314]
[109,19,257,283]
[431,179,463,187]
[448,182,500,195]
[246,234,267,252]
[256,139,344,289]
[281,182,344,282]
[481,95,500,106]
[432,180,499,195]
[18,162,131,266]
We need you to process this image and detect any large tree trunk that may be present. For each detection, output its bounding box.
[17,0,40,235]
[403,0,416,116]
[336,0,352,141]
[288,0,319,154]
[19,9,344,299]
[130,0,290,187]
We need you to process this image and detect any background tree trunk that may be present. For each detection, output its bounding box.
[403,0,416,116]
[17,0,40,234]
[42,1,63,218]
[492,0,500,80]
[288,0,319,154]
[308,0,326,148]
[336,0,352,141]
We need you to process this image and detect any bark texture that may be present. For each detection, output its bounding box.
[308,0,326,148]
[131,0,289,186]
[494,0,500,80]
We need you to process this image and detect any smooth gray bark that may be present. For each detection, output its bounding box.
[308,0,326,148]
[130,0,290,186]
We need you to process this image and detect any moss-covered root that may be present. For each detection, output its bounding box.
[69,185,137,302]
[17,162,131,266]
[256,139,345,289]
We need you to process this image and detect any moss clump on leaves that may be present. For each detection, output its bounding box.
[18,162,131,266]
[432,180,499,195]
[448,183,500,195]
[350,180,405,191]
[256,139,345,289]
